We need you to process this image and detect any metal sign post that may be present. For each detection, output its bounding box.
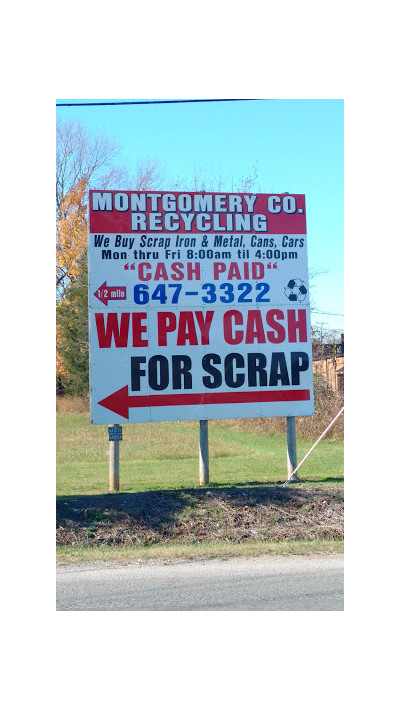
[286,416,298,481]
[199,420,209,485]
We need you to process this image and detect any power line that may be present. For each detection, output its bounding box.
[56,99,263,107]
[311,311,344,317]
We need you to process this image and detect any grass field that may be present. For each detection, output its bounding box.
[57,413,344,495]
[57,413,344,562]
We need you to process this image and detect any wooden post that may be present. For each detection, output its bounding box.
[109,424,120,492]
[286,416,298,482]
[199,419,209,485]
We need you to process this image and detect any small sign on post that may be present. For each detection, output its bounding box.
[108,425,122,441]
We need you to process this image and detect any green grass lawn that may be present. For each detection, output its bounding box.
[57,413,344,496]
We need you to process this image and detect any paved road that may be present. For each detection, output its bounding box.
[57,554,343,611]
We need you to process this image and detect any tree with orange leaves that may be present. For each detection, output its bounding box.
[56,177,88,295]
[56,120,163,392]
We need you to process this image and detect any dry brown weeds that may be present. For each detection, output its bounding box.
[56,485,344,548]
[56,395,90,413]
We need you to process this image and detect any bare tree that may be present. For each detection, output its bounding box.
[56,120,164,296]
[170,163,260,194]
[56,120,128,214]
[134,157,164,191]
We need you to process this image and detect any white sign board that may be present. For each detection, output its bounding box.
[88,191,314,424]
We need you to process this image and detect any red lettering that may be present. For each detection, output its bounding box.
[245,310,266,344]
[214,262,226,279]
[194,311,214,345]
[170,262,184,281]
[215,262,265,280]
[131,312,148,347]
[227,262,241,280]
[266,309,285,343]
[157,312,176,346]
[95,313,130,348]
[223,310,243,345]
[287,309,307,342]
[187,262,200,280]
[252,262,264,279]
[154,263,168,280]
[177,312,198,345]
[138,262,151,281]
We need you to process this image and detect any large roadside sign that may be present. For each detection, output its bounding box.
[88,190,314,424]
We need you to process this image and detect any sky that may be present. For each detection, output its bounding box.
[56,98,344,333]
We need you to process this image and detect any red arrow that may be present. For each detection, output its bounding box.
[94,282,127,306]
[98,385,310,419]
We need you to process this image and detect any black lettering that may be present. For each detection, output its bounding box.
[290,352,309,385]
[172,355,192,390]
[131,357,146,391]
[202,353,222,389]
[269,353,290,386]
[148,355,169,391]
[94,234,106,247]
[225,353,245,388]
[247,353,268,386]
